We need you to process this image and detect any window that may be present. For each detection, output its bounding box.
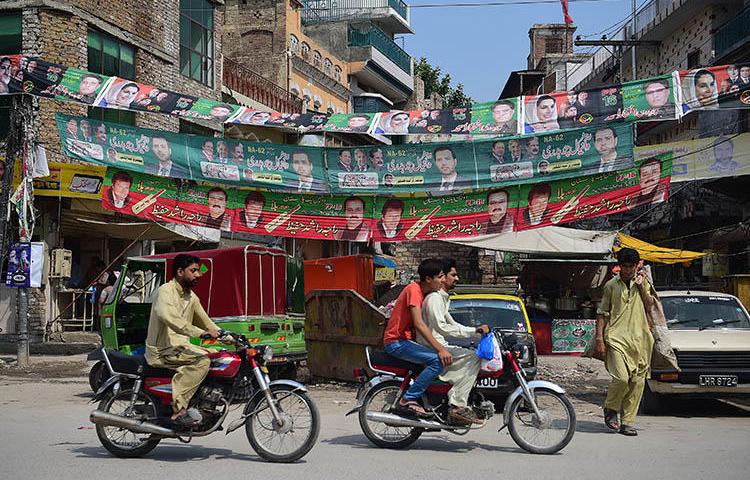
[334,65,342,83]
[289,34,299,53]
[0,12,22,139]
[324,58,332,76]
[301,42,310,60]
[544,37,563,54]
[180,0,214,87]
[87,29,136,126]
[313,50,322,69]
[687,49,701,69]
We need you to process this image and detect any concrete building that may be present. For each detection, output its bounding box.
[564,0,750,288]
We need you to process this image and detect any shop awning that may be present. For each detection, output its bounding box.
[448,227,617,257]
[614,233,706,265]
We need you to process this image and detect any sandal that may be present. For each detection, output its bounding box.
[619,425,638,436]
[603,408,620,431]
[396,400,430,418]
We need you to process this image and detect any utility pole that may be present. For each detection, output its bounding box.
[1,94,35,367]
[631,0,637,81]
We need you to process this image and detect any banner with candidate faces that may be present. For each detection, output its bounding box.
[679,64,750,114]
[514,154,672,231]
[634,133,750,183]
[57,114,328,193]
[100,168,377,240]
[370,189,518,242]
[5,54,749,138]
[522,74,679,134]
[64,114,637,197]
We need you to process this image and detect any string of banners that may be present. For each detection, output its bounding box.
[57,113,635,194]
[97,153,672,242]
[2,55,748,135]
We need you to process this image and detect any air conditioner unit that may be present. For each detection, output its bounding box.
[50,248,72,279]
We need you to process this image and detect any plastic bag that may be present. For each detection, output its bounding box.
[480,334,504,372]
[476,333,495,360]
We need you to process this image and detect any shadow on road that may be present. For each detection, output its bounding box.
[324,433,544,455]
[641,398,750,418]
[71,445,292,463]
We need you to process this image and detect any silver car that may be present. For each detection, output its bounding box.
[642,290,750,413]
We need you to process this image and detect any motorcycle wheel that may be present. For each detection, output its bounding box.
[95,389,161,458]
[245,384,320,463]
[358,381,423,449]
[88,360,107,392]
[507,388,576,454]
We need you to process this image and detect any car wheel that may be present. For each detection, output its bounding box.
[640,382,666,415]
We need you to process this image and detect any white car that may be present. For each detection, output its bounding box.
[642,290,750,413]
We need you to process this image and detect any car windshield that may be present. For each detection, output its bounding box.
[661,295,750,330]
[450,298,528,332]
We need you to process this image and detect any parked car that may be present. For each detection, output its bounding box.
[447,291,537,401]
[642,290,750,413]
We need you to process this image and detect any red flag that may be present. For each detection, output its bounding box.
[560,0,573,24]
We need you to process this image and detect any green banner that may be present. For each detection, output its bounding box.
[57,113,329,193]
[552,319,596,353]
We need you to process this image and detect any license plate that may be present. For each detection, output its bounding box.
[474,377,498,389]
[699,375,738,387]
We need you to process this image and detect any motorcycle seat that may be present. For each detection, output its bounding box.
[105,350,176,378]
[368,350,424,374]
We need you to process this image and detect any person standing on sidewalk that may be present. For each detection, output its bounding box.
[595,248,655,436]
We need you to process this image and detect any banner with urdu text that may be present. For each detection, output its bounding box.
[5,54,749,136]
[58,114,634,195]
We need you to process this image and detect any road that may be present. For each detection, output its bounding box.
[1,357,749,480]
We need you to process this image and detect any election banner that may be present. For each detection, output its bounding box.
[552,319,596,353]
[5,243,31,287]
[101,168,376,240]
[6,54,750,137]
[371,188,518,242]
[515,154,672,231]
[635,133,750,182]
[522,74,678,134]
[328,142,478,194]
[679,64,750,113]
[475,123,634,187]
[57,113,329,193]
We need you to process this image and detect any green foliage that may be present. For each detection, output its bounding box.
[414,57,473,108]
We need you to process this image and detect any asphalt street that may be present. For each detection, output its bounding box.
[1,359,749,480]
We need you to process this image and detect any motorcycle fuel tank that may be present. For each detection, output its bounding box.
[207,351,241,377]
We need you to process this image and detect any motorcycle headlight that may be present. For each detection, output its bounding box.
[262,346,274,363]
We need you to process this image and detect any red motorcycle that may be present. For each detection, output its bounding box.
[89,330,319,463]
[348,331,576,454]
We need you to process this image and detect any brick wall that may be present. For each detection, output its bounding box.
[12,3,225,341]
[392,241,497,285]
[222,0,287,86]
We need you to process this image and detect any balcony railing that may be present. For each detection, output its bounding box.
[222,58,303,114]
[302,0,408,25]
[714,6,750,59]
[348,24,411,74]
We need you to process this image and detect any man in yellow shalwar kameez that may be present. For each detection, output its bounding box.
[595,248,654,436]
[145,254,220,427]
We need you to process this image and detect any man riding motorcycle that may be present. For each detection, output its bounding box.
[144,254,221,427]
[419,258,489,426]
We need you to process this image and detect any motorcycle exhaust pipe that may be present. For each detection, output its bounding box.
[366,411,463,430]
[90,410,177,438]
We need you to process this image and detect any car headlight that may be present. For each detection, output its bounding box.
[263,346,274,363]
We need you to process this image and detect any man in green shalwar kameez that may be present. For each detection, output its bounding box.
[595,248,654,436]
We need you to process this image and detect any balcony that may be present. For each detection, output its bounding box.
[222,58,303,114]
[302,0,412,34]
[349,24,411,74]
[714,6,750,61]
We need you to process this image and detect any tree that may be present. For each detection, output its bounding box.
[414,57,473,108]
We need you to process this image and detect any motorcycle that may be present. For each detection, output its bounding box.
[347,331,576,454]
[89,330,320,463]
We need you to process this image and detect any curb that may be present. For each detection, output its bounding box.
[0,342,100,356]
